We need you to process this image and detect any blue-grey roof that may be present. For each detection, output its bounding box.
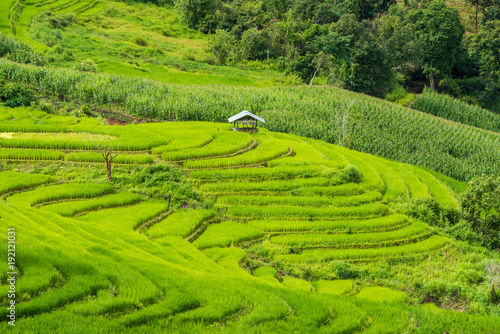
[228,110,265,123]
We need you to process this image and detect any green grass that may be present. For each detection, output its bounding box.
[40,191,142,216]
[269,222,432,247]
[183,134,290,169]
[0,171,53,194]
[355,286,408,303]
[276,235,450,262]
[227,203,390,220]
[193,221,263,249]
[0,109,497,332]
[217,192,382,208]
[412,91,500,133]
[7,182,114,207]
[65,152,154,164]
[0,148,64,160]
[147,209,216,238]
[247,214,410,233]
[281,276,312,291]
[162,132,253,161]
[314,280,354,295]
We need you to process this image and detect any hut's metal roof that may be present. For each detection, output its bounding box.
[228,110,265,123]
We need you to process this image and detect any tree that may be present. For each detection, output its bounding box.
[262,0,290,20]
[329,14,393,97]
[175,0,218,32]
[239,27,270,60]
[461,175,500,250]
[407,1,464,91]
[206,29,236,65]
[377,4,422,81]
[469,20,500,111]
[96,144,119,181]
[465,0,487,33]
[307,33,351,85]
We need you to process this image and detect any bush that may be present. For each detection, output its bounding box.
[397,197,459,228]
[131,37,148,47]
[74,61,97,73]
[461,175,500,250]
[329,261,357,279]
[0,32,45,65]
[0,83,36,107]
[129,163,203,208]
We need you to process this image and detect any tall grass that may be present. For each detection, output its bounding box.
[276,235,450,262]
[0,171,53,194]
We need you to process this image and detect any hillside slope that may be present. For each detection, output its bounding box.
[2,59,500,181]
[1,106,499,332]
[1,0,288,86]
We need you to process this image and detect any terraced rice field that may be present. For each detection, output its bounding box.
[0,107,498,332]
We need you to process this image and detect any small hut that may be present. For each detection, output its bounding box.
[228,110,265,133]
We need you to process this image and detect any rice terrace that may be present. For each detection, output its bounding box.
[1,0,500,333]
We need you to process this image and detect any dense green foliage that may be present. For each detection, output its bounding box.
[461,175,500,250]
[412,91,500,132]
[0,108,498,332]
[2,62,500,181]
[0,32,45,65]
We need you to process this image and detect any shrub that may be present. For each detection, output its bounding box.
[329,261,357,279]
[131,37,148,47]
[397,197,460,228]
[0,83,36,107]
[461,175,500,250]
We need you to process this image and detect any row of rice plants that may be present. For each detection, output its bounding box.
[266,135,346,169]
[200,178,347,194]
[227,203,389,220]
[269,222,431,247]
[65,152,154,164]
[0,123,69,133]
[355,287,408,303]
[41,192,142,217]
[0,171,363,330]
[162,132,253,161]
[183,135,290,169]
[293,184,364,197]
[0,171,53,195]
[151,132,213,155]
[403,164,458,207]
[189,165,328,181]
[217,191,382,208]
[147,209,216,238]
[0,148,63,160]
[411,91,500,133]
[313,280,354,295]
[385,162,430,199]
[247,214,409,233]
[275,235,450,262]
[0,205,159,320]
[7,183,114,207]
[0,254,59,299]
[193,221,263,249]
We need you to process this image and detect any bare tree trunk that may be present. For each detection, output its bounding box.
[106,159,112,180]
[310,54,324,86]
[475,1,478,34]
[98,146,119,181]
[430,74,436,91]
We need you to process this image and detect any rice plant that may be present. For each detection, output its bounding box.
[40,192,142,217]
[147,209,216,238]
[193,221,263,249]
[276,235,450,262]
[247,214,409,233]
